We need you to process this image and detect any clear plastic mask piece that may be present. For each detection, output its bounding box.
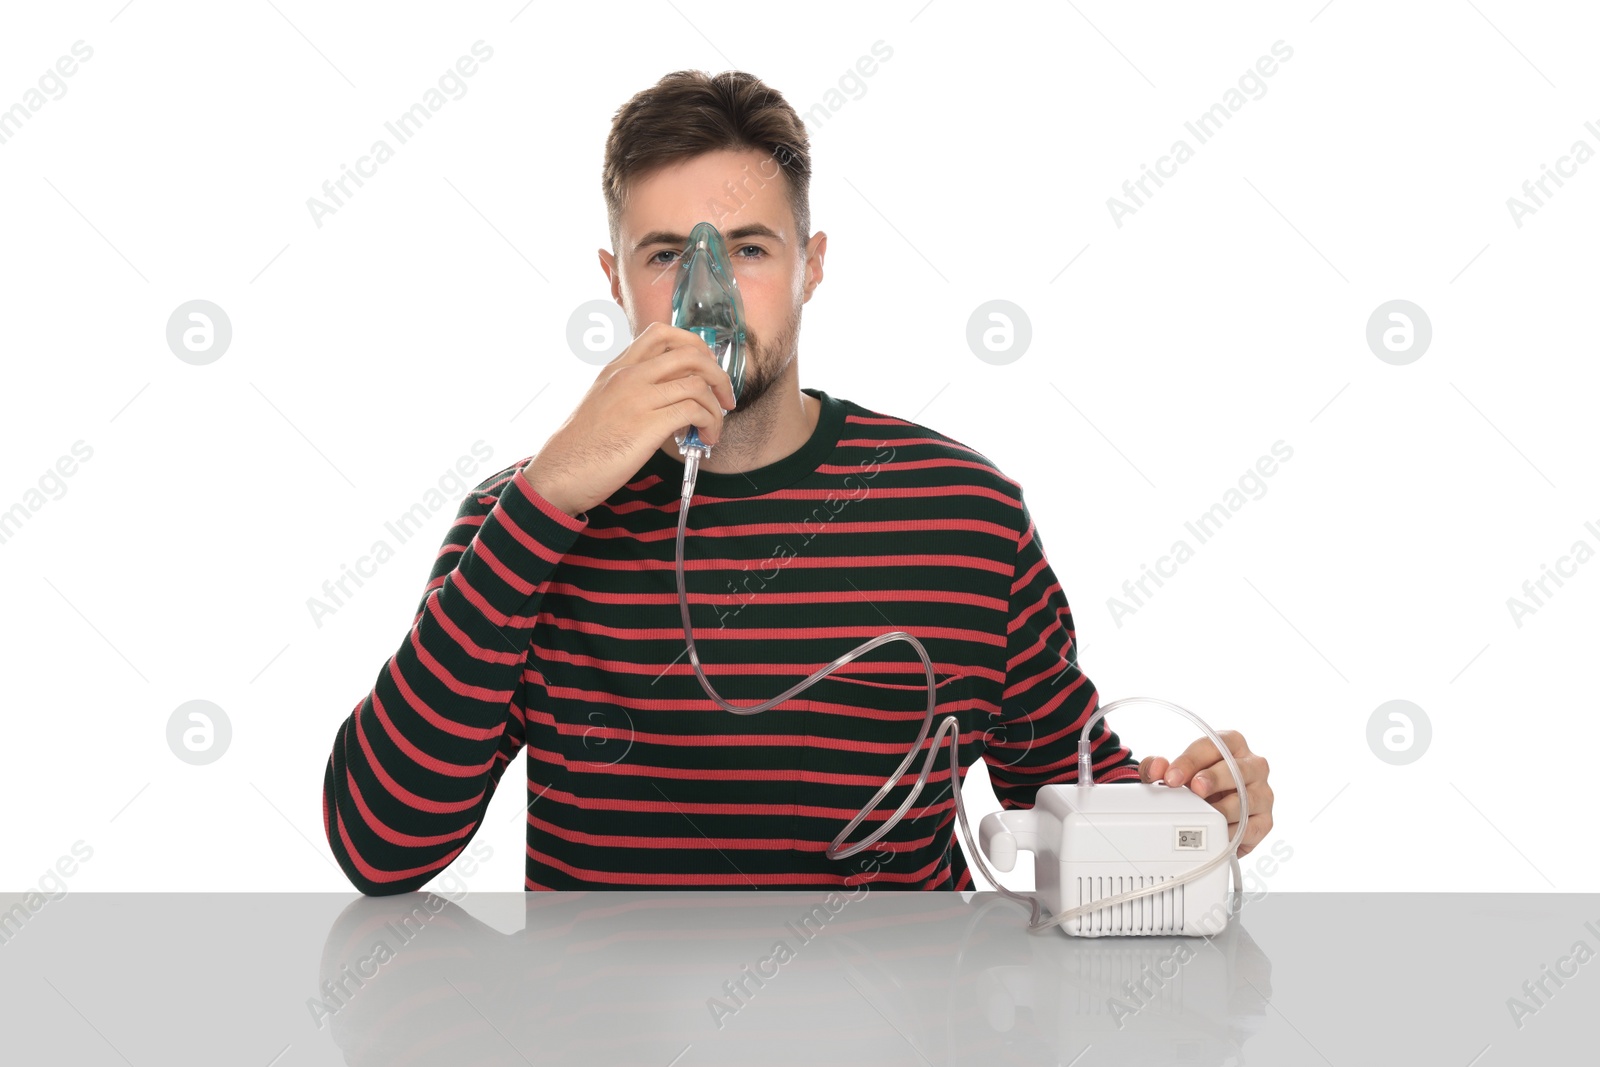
[671,221,747,453]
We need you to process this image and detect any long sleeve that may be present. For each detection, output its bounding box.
[983,492,1140,810]
[321,465,588,894]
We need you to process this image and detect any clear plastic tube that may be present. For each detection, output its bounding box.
[675,458,1245,936]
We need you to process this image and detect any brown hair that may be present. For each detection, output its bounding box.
[602,70,812,253]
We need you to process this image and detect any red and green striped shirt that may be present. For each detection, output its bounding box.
[321,386,1140,894]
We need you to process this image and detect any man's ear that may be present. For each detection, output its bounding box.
[597,247,622,304]
[801,231,826,304]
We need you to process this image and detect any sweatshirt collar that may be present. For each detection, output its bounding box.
[639,387,843,499]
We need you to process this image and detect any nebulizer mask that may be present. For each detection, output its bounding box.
[667,222,1245,936]
[671,220,748,478]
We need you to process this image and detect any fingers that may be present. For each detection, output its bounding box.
[627,322,730,386]
[643,342,737,412]
[614,344,735,418]
[1195,778,1272,823]
[1198,777,1273,856]
[650,376,726,444]
[1232,812,1274,857]
[1188,751,1268,798]
[623,321,711,364]
[1143,736,1274,857]
[1162,729,1249,788]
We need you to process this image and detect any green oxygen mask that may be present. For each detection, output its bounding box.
[670,221,748,457]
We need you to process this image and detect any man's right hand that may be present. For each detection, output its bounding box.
[520,322,738,517]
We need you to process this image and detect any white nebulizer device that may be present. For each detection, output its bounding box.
[978,699,1241,937]
[667,223,1246,937]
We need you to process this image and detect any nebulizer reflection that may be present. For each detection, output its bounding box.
[666,222,1244,936]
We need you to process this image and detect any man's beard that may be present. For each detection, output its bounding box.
[727,300,800,415]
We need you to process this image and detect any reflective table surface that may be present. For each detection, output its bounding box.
[1,891,1592,1064]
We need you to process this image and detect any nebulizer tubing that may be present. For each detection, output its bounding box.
[673,474,1246,935]
[666,220,1245,935]
[671,473,986,860]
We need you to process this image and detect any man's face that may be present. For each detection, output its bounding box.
[598,147,826,414]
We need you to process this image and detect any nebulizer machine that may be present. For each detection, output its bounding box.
[667,222,1247,937]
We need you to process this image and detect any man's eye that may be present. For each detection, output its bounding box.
[650,245,764,267]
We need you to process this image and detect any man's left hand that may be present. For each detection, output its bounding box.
[1137,730,1273,857]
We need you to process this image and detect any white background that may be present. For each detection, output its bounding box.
[1,0,1594,894]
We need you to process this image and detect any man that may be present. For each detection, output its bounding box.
[321,69,1273,895]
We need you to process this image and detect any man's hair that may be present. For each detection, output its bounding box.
[602,70,812,254]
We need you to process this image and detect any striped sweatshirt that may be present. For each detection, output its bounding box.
[321,386,1140,895]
